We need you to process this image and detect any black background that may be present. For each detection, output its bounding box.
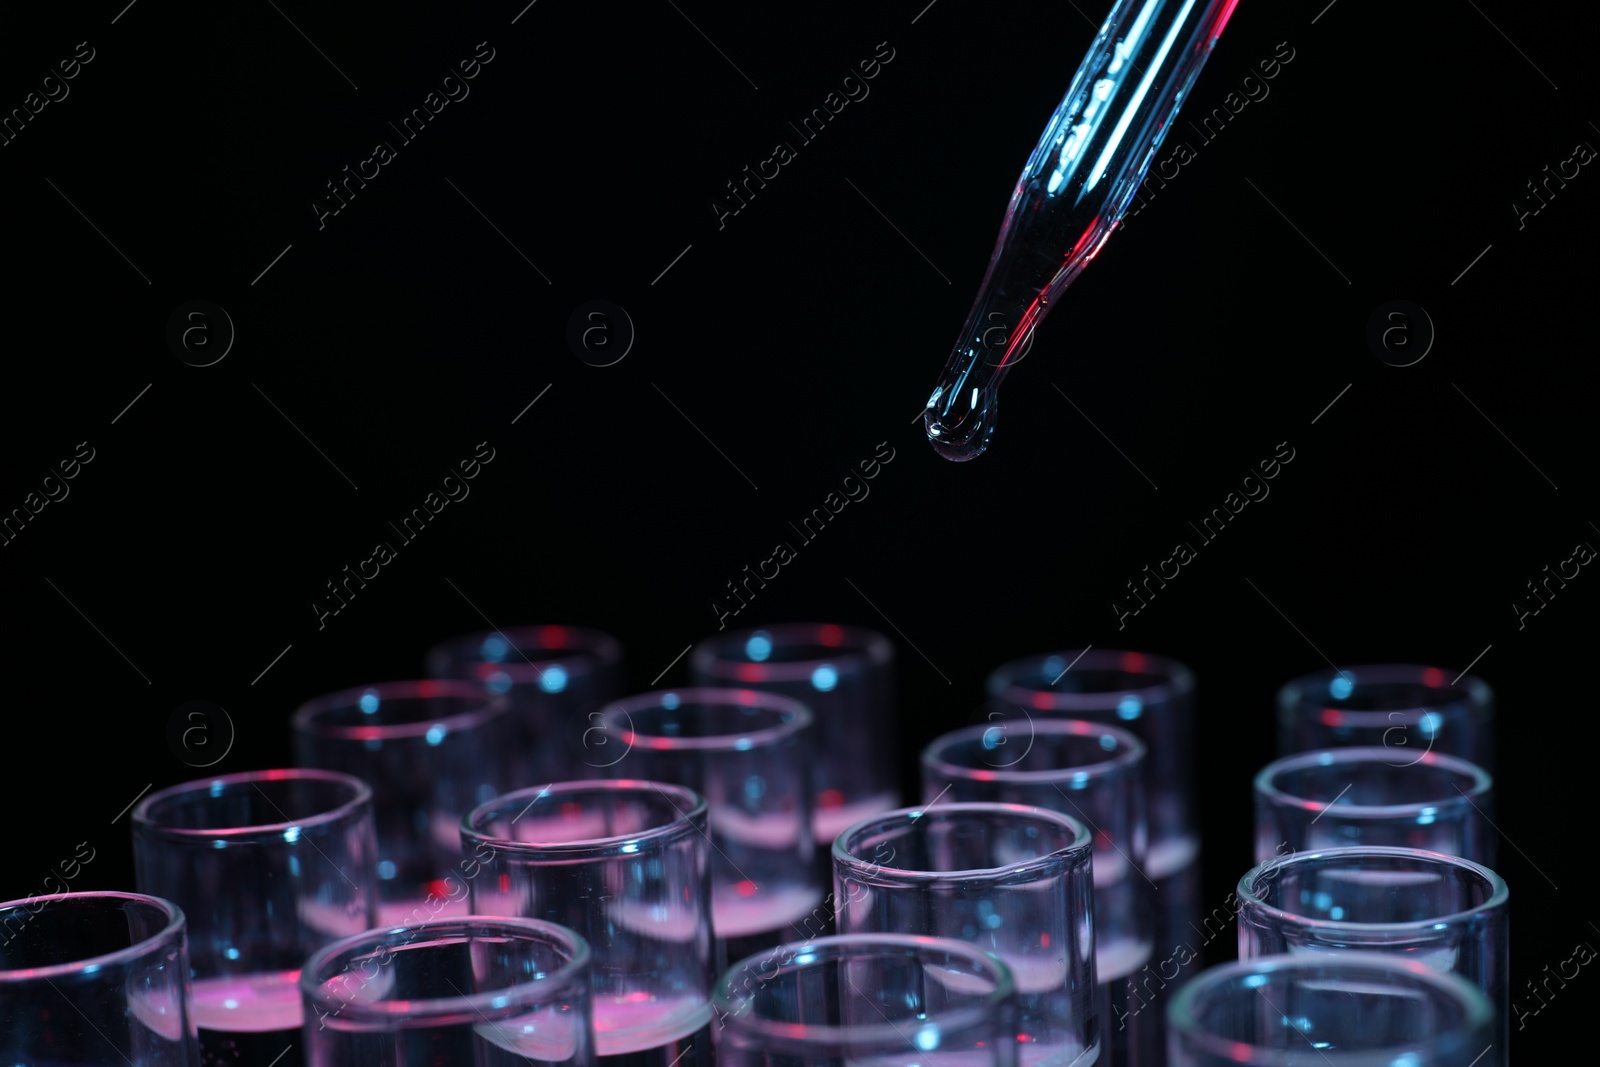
[4,0,1596,1057]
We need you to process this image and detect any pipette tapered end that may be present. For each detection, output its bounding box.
[923,386,996,463]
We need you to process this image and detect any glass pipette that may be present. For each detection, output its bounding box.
[923,0,1240,461]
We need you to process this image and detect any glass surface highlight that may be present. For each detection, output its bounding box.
[690,623,898,850]
[1167,953,1494,1065]
[922,719,1156,1067]
[713,933,1020,1067]
[463,780,715,1067]
[988,649,1200,991]
[594,688,818,973]
[301,915,594,1066]
[427,624,624,783]
[292,679,513,926]
[832,802,1098,1066]
[1276,664,1494,771]
[132,768,380,1066]
[1253,748,1494,865]
[0,891,197,1066]
[923,0,1239,460]
[1236,846,1508,1066]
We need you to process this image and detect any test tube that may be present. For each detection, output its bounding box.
[1253,748,1495,865]
[832,802,1099,1067]
[0,891,196,1066]
[988,649,1199,985]
[690,624,898,849]
[292,679,514,926]
[713,933,1020,1067]
[300,916,595,1067]
[1276,664,1494,771]
[593,688,818,973]
[463,780,715,1067]
[427,625,624,782]
[1236,846,1509,1066]
[922,720,1157,1067]
[132,768,380,1066]
[1168,954,1495,1066]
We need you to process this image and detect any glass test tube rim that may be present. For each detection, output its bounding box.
[712,932,1016,1048]
[833,801,1093,885]
[292,678,510,741]
[1165,951,1495,1066]
[691,622,892,685]
[987,648,1195,711]
[1237,845,1508,937]
[597,687,814,752]
[1255,747,1492,819]
[428,624,623,685]
[1276,664,1493,731]
[132,767,374,843]
[462,779,709,860]
[0,890,186,982]
[300,914,591,1027]
[922,718,1147,785]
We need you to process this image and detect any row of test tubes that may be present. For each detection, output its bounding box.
[0,625,1504,1066]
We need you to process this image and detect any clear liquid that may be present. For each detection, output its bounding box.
[376,891,471,928]
[849,1049,1043,1067]
[714,882,826,975]
[814,792,899,845]
[593,997,712,1067]
[126,982,186,1042]
[1146,838,1204,994]
[1284,939,1460,973]
[919,953,1097,1066]
[1006,951,1100,1067]
[1097,941,1161,1067]
[191,972,304,1067]
[474,1007,586,1064]
[714,882,823,939]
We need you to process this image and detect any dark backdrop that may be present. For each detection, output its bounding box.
[4,0,1595,1057]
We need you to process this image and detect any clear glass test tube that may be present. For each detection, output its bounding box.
[427,625,624,782]
[1276,664,1494,771]
[132,768,380,1066]
[690,624,898,848]
[292,679,513,925]
[922,719,1157,1067]
[593,688,819,972]
[988,649,1200,985]
[832,802,1099,1067]
[463,780,715,1067]
[1253,748,1495,865]
[1167,953,1495,1066]
[300,915,595,1067]
[1236,846,1509,1066]
[0,891,196,1066]
[712,933,1020,1067]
